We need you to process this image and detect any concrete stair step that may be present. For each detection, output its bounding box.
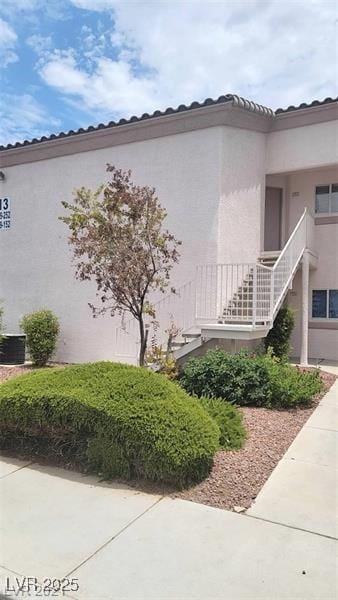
[171,340,186,348]
[182,326,201,339]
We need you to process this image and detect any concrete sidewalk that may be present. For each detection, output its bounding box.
[247,379,338,538]
[0,382,337,599]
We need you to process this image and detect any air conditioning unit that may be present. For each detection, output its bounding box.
[0,334,26,365]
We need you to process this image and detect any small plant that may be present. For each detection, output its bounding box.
[264,307,295,359]
[146,344,178,379]
[198,396,246,449]
[146,320,180,379]
[20,309,59,366]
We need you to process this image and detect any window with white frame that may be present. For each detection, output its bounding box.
[312,289,338,318]
[315,184,338,214]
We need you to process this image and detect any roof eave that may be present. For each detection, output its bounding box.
[0,99,273,168]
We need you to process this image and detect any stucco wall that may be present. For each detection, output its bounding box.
[266,120,338,174]
[288,273,338,362]
[218,127,266,262]
[0,127,225,363]
[286,167,338,361]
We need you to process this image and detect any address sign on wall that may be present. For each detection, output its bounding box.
[0,197,11,230]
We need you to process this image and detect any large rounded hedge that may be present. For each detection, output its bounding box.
[0,362,220,487]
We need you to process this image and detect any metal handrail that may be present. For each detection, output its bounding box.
[273,208,307,272]
[114,208,315,360]
[271,208,314,319]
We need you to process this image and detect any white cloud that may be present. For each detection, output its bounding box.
[70,0,117,9]
[37,0,338,118]
[26,34,52,53]
[0,17,18,67]
[0,93,61,145]
[5,0,38,6]
[0,0,68,22]
[0,0,38,12]
[40,52,157,118]
[0,17,17,45]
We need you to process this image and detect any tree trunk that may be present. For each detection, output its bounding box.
[138,315,148,367]
[166,332,173,361]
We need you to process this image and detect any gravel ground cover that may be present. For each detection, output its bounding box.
[0,365,31,382]
[0,363,67,383]
[176,370,336,511]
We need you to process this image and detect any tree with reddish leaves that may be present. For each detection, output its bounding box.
[60,165,181,366]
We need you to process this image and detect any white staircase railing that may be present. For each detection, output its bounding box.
[195,262,272,325]
[114,209,315,362]
[271,208,314,319]
[195,209,314,326]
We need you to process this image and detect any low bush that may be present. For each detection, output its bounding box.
[20,309,59,366]
[262,358,324,408]
[180,349,271,406]
[264,307,295,359]
[0,362,220,487]
[198,396,246,449]
[180,349,323,408]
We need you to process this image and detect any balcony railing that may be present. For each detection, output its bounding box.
[195,262,272,325]
[114,208,315,362]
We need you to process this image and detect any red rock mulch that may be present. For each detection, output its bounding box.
[0,365,33,383]
[176,370,336,511]
[0,363,67,383]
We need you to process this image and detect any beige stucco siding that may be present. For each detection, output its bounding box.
[218,127,266,263]
[266,120,338,174]
[1,127,226,363]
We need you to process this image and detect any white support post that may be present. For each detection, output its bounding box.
[194,266,199,322]
[270,269,274,324]
[300,250,309,366]
[252,265,257,326]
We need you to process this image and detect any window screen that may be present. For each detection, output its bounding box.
[315,186,330,213]
[312,290,327,318]
[331,184,338,213]
[329,290,338,318]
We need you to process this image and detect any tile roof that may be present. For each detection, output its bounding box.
[275,96,338,114]
[1,94,337,152]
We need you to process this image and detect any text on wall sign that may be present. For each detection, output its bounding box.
[0,197,11,230]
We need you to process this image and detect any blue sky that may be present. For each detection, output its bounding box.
[0,0,337,145]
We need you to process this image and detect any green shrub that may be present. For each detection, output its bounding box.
[198,396,246,449]
[0,362,220,487]
[264,307,295,359]
[180,348,323,409]
[180,349,271,407]
[262,358,324,408]
[20,309,59,366]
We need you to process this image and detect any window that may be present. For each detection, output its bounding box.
[331,184,338,213]
[312,290,327,318]
[315,184,338,214]
[329,290,338,318]
[312,290,338,319]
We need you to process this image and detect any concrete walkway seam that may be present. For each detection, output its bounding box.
[64,496,165,578]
